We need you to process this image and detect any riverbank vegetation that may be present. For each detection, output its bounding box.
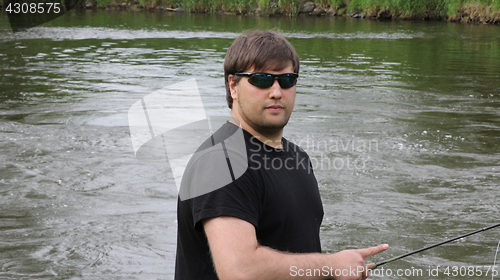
[1,0,499,24]
[88,0,499,24]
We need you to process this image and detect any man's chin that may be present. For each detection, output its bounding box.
[260,119,289,131]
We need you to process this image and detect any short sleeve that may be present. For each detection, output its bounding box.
[191,169,262,232]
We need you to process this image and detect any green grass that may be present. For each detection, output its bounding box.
[85,0,500,22]
[341,0,448,17]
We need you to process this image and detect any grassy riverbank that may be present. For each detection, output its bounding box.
[1,0,498,24]
[87,0,500,24]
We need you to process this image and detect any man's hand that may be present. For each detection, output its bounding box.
[328,244,389,280]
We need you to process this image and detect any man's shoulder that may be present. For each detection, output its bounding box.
[283,138,308,156]
[179,122,249,201]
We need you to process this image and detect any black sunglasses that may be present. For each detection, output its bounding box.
[234,72,298,89]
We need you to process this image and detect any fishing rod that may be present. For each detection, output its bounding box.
[376,222,500,267]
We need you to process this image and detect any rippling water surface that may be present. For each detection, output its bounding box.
[1,11,499,279]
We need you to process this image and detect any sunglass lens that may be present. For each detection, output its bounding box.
[248,74,274,88]
[278,74,297,89]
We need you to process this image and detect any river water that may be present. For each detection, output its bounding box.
[0,10,499,280]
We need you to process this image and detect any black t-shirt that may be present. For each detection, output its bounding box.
[175,122,324,280]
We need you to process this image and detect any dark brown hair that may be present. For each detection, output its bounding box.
[224,30,300,109]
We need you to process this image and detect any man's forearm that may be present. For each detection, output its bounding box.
[204,216,387,280]
[216,245,378,280]
[234,245,336,280]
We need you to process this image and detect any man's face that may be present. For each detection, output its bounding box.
[230,64,296,135]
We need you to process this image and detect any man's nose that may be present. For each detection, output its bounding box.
[269,80,283,99]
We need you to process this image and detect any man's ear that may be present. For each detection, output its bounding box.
[228,74,238,101]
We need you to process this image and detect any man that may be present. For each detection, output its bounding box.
[175,30,388,280]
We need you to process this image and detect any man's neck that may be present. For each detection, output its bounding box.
[229,115,284,149]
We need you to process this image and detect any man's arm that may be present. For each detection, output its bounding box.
[203,216,388,280]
